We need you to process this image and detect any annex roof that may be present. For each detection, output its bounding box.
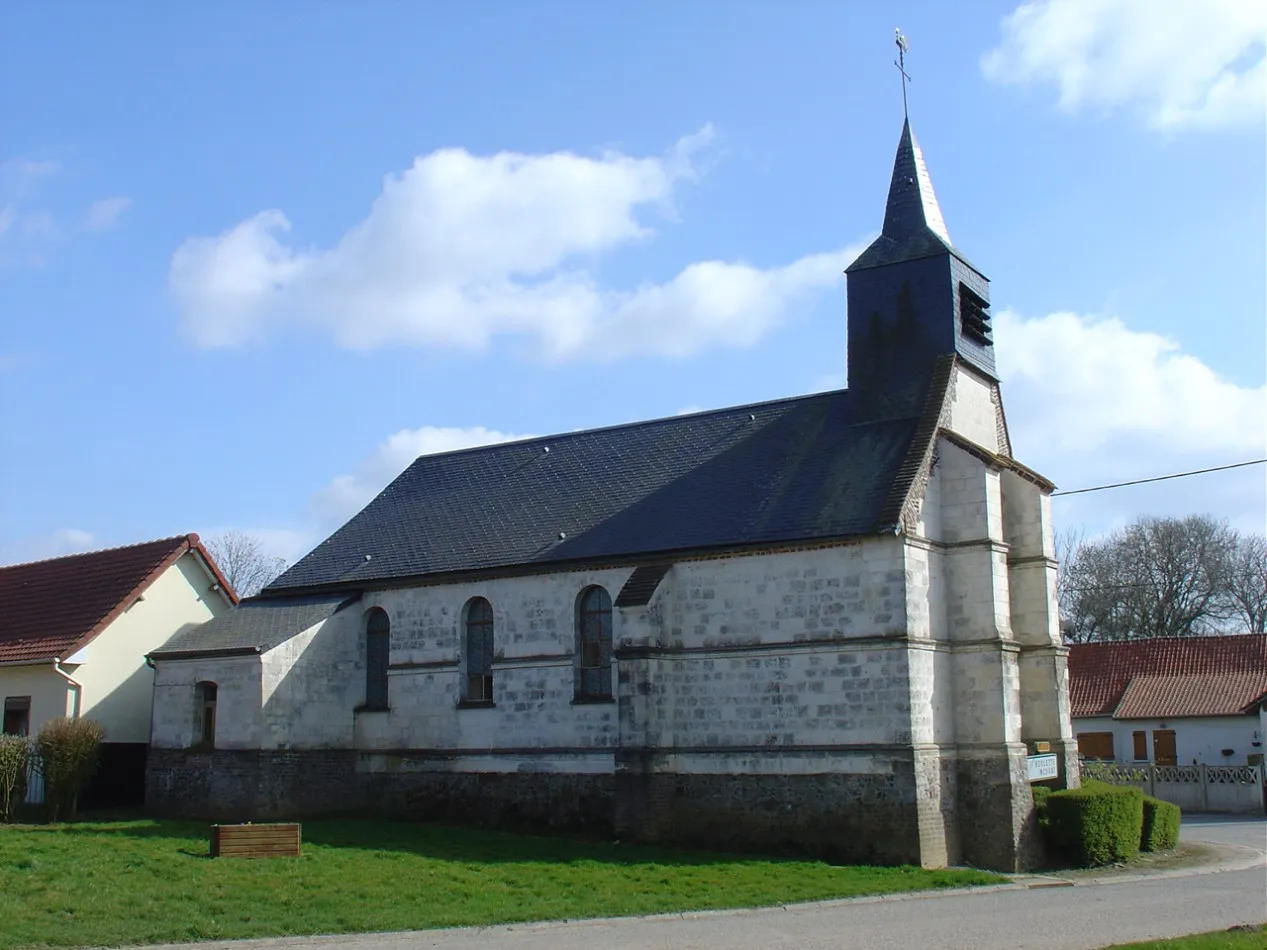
[0,535,232,665]
[1069,635,1267,719]
[266,366,951,595]
[150,592,358,659]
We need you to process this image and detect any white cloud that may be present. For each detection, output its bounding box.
[0,528,95,565]
[995,309,1267,534]
[171,128,853,361]
[83,196,133,232]
[982,0,1267,130]
[308,426,533,530]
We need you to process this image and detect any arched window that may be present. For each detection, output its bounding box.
[575,586,613,700]
[195,682,218,748]
[364,608,391,710]
[463,597,494,703]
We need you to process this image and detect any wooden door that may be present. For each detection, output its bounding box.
[1153,729,1177,766]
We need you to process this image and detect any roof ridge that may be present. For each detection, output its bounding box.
[395,390,847,467]
[0,533,196,571]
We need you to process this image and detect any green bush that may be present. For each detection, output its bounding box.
[1045,781,1144,867]
[35,717,105,822]
[1140,795,1181,852]
[0,734,30,822]
[1031,784,1053,829]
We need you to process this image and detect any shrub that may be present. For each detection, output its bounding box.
[0,734,30,822]
[35,717,105,821]
[1045,781,1144,867]
[1031,784,1053,829]
[1140,795,1181,852]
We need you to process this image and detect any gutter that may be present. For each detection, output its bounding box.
[51,658,84,719]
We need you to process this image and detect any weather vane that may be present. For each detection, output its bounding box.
[894,28,911,120]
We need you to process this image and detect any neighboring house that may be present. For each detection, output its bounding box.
[147,117,1078,873]
[1069,635,1267,768]
[0,535,236,806]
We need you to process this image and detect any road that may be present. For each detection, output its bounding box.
[155,818,1267,950]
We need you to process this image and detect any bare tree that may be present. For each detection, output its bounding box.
[1054,526,1086,640]
[1223,532,1267,634]
[204,531,287,598]
[1063,515,1236,641]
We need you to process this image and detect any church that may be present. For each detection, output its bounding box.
[146,117,1078,872]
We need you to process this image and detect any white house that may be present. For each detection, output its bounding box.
[1069,635,1267,769]
[0,535,236,806]
[146,118,1078,872]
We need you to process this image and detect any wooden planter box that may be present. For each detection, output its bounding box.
[210,822,302,859]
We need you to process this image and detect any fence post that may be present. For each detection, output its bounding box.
[1199,764,1208,812]
[1148,766,1155,798]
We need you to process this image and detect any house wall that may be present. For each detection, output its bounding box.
[0,666,71,734]
[67,552,231,743]
[1074,715,1265,767]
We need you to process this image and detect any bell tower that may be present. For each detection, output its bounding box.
[844,119,996,399]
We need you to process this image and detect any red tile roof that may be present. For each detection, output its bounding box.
[1113,672,1267,719]
[1069,635,1267,719]
[0,535,235,665]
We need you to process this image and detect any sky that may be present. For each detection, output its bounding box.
[1,0,1264,568]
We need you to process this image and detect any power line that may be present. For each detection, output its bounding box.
[1052,459,1267,497]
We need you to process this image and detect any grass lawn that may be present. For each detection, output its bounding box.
[0,819,1004,949]
[1102,925,1266,949]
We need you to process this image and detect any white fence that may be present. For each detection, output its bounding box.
[1083,762,1265,814]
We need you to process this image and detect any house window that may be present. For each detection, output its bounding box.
[364,608,391,710]
[463,597,494,704]
[959,282,993,346]
[1076,731,1115,761]
[575,586,613,701]
[1132,731,1148,761]
[2,697,30,736]
[195,683,217,748]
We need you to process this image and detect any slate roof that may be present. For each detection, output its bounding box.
[847,119,979,274]
[0,535,231,665]
[150,593,358,659]
[1069,635,1267,719]
[267,373,947,595]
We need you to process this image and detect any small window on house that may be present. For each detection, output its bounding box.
[364,608,391,710]
[575,586,613,701]
[1132,731,1148,761]
[463,597,494,704]
[2,697,31,736]
[195,683,217,748]
[959,283,993,346]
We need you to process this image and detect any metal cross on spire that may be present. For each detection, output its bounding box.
[894,28,911,119]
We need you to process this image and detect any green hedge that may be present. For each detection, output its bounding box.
[1046,781,1144,867]
[1031,784,1053,829]
[1140,795,1181,852]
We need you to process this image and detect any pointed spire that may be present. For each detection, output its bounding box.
[882,119,951,247]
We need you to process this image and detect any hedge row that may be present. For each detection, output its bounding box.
[1141,795,1181,852]
[1041,779,1182,866]
[1046,781,1144,866]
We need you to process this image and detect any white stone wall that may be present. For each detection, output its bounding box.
[353,567,630,755]
[945,366,1004,453]
[261,610,364,749]
[150,654,263,749]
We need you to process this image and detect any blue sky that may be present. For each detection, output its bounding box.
[2,0,1264,567]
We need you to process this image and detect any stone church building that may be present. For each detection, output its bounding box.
[147,119,1078,871]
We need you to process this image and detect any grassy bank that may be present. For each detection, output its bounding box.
[1103,925,1266,949]
[0,819,1005,948]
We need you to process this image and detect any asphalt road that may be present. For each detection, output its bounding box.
[153,818,1267,950]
